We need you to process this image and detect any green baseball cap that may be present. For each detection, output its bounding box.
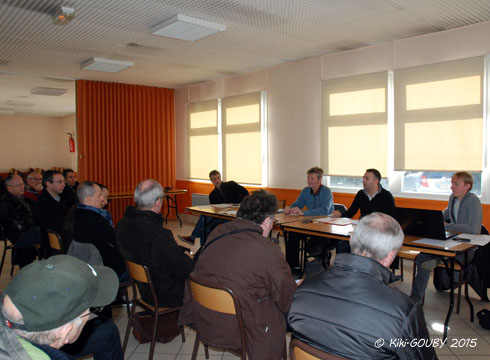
[3,255,118,332]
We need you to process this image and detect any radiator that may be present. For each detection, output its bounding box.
[191,193,210,206]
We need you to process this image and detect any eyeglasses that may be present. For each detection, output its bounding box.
[29,178,42,181]
[7,183,24,188]
[80,306,104,320]
[52,180,65,184]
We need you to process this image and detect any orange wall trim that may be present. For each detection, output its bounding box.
[176,180,490,229]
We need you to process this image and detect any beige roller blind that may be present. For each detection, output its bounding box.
[222,92,262,184]
[187,100,219,180]
[321,72,388,177]
[394,57,483,172]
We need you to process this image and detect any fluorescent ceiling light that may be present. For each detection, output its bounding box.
[151,14,226,41]
[31,87,68,96]
[81,57,133,73]
[6,100,35,107]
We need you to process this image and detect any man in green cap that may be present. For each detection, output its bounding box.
[0,255,123,359]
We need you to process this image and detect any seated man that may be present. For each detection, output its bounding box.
[0,173,42,267]
[179,170,249,246]
[332,168,395,253]
[65,181,126,280]
[0,255,123,360]
[34,170,70,236]
[180,190,297,359]
[288,213,436,359]
[23,170,43,202]
[116,179,194,307]
[284,167,333,272]
[410,171,482,303]
[61,169,79,208]
[333,168,395,218]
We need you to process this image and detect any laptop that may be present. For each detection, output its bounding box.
[393,207,457,240]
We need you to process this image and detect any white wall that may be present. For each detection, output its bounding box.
[175,20,490,189]
[0,114,77,172]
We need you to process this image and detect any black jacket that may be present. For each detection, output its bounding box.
[71,208,125,277]
[115,206,194,307]
[61,185,78,208]
[209,181,249,204]
[342,187,395,219]
[0,192,36,243]
[33,189,70,233]
[288,253,437,360]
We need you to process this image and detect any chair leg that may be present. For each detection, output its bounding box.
[456,284,462,314]
[10,248,16,276]
[0,247,7,277]
[191,334,200,360]
[204,344,209,359]
[400,258,404,282]
[149,312,159,360]
[180,325,186,342]
[122,300,137,356]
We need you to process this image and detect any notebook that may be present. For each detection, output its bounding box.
[393,207,457,240]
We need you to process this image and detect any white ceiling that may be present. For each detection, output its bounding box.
[1,0,490,117]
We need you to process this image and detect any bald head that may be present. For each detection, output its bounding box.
[134,179,164,211]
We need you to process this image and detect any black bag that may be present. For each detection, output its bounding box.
[433,266,461,292]
[477,309,490,330]
[471,243,490,301]
[132,311,180,344]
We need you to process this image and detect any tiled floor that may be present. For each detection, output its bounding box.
[2,218,490,359]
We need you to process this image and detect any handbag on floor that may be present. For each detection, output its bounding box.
[132,311,181,344]
[477,309,490,330]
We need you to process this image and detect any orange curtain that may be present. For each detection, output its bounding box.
[76,80,175,221]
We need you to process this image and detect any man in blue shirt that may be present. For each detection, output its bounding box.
[284,167,333,273]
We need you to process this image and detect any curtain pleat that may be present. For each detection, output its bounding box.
[76,80,175,223]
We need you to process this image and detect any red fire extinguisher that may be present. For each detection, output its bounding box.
[67,133,75,153]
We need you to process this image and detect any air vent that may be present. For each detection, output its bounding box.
[6,100,35,107]
[80,57,133,73]
[31,87,68,96]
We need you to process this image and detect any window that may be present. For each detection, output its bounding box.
[394,57,483,172]
[322,56,486,197]
[187,92,266,185]
[321,72,388,179]
[187,100,219,180]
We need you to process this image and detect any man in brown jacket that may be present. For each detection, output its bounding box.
[180,190,296,360]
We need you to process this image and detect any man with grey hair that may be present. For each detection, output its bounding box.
[116,179,194,307]
[63,181,126,280]
[0,255,123,359]
[288,213,436,359]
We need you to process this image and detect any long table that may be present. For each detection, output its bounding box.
[280,219,475,341]
[185,205,325,243]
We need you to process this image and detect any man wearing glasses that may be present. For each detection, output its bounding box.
[0,173,42,268]
[23,170,43,202]
[0,255,123,359]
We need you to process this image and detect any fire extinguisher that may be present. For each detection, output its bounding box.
[67,133,75,153]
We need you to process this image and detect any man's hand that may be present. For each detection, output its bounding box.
[289,207,303,216]
[332,210,342,218]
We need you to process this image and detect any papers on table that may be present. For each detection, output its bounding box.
[220,209,237,216]
[413,238,462,249]
[314,216,357,226]
[456,233,490,246]
[211,203,235,208]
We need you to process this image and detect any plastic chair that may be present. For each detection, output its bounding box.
[187,273,248,360]
[290,338,349,360]
[122,261,185,360]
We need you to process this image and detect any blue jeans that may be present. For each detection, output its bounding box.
[192,215,225,246]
